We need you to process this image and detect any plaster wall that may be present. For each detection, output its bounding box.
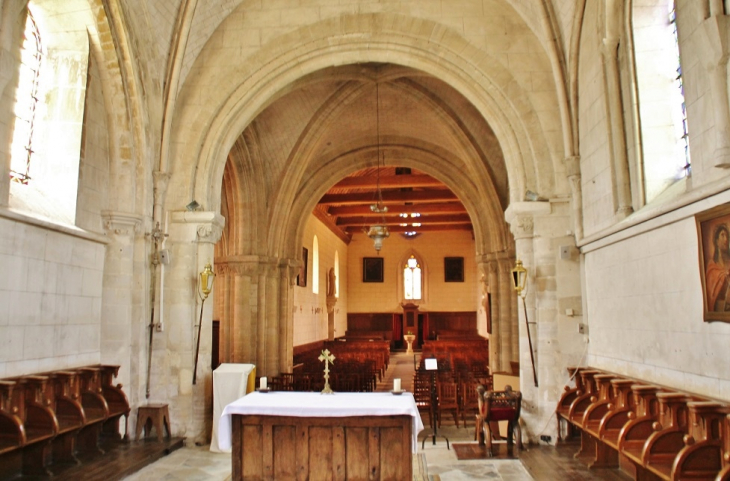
[346,230,478,315]
[293,215,349,346]
[584,212,730,400]
[0,217,105,378]
[577,0,730,401]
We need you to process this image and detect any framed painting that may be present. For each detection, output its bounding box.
[697,203,730,322]
[297,247,308,287]
[363,257,384,283]
[444,257,464,282]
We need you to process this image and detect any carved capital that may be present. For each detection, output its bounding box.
[196,223,222,243]
[101,211,143,237]
[504,202,550,240]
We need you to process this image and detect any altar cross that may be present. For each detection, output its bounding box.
[319,349,336,394]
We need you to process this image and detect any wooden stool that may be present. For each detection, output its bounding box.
[136,404,171,442]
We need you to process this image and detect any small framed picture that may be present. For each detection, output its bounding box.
[363,257,384,283]
[444,257,464,282]
[697,203,730,322]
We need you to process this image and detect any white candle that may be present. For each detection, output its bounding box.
[260,376,267,389]
[393,378,401,392]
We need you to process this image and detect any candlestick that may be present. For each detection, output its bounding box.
[393,378,401,392]
[260,377,267,389]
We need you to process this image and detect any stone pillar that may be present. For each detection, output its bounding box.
[280,259,299,374]
[166,210,224,444]
[565,156,584,241]
[496,255,517,372]
[505,201,551,443]
[601,37,633,218]
[264,258,280,376]
[484,258,500,373]
[100,211,142,437]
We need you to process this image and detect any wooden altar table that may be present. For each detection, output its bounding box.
[218,391,424,481]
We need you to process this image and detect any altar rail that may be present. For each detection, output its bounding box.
[556,366,730,480]
[0,364,129,478]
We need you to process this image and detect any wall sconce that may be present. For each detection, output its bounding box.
[511,259,527,296]
[193,262,215,385]
[512,259,537,388]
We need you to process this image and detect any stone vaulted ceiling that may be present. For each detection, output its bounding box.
[238,63,509,241]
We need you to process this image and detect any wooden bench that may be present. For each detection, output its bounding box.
[555,367,730,480]
[0,365,130,479]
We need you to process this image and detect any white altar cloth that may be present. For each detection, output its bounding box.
[218,391,424,452]
[210,363,255,453]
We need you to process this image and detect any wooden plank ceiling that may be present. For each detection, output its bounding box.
[315,166,471,242]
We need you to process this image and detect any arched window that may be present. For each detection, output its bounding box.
[403,255,422,300]
[8,1,90,225]
[633,0,690,204]
[312,236,319,294]
[10,8,42,185]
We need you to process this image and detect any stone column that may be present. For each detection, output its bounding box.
[496,254,517,372]
[166,210,224,444]
[505,201,550,443]
[565,156,584,241]
[100,211,142,437]
[484,258,500,373]
[280,259,299,374]
[601,37,633,218]
[264,258,280,376]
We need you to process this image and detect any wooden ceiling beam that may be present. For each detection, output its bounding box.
[318,189,457,205]
[325,202,467,216]
[331,174,443,189]
[335,213,471,227]
[345,224,473,234]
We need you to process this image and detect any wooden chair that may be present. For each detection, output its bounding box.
[437,380,460,428]
[460,381,480,429]
[481,385,522,454]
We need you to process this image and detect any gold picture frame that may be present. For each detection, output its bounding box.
[696,203,730,323]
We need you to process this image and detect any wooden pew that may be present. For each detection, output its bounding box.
[557,367,730,480]
[638,392,693,478]
[556,366,587,441]
[669,402,726,480]
[716,414,730,481]
[0,381,25,459]
[0,365,130,479]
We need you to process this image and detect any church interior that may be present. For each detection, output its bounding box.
[2,0,730,479]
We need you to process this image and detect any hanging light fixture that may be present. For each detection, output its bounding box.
[367,82,389,252]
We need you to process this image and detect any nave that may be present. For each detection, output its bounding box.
[118,352,629,481]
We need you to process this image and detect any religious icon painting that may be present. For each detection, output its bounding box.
[696,203,730,323]
[363,257,384,283]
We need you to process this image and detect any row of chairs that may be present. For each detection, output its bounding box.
[413,369,490,429]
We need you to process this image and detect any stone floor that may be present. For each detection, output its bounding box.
[123,352,533,480]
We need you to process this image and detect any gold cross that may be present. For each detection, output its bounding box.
[319,349,336,394]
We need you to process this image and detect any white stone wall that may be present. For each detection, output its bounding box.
[577,0,730,402]
[293,214,349,346]
[584,209,730,399]
[0,217,105,377]
[346,230,478,314]
[76,54,110,233]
